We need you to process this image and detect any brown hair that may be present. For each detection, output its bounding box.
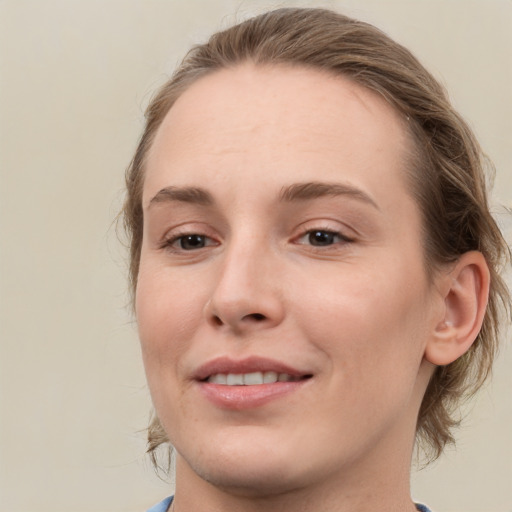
[123,7,510,463]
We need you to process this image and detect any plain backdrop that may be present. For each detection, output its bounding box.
[0,1,511,511]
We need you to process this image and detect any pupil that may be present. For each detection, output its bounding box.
[309,231,334,246]
[181,235,205,250]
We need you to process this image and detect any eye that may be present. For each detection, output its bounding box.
[297,229,352,247]
[166,233,217,251]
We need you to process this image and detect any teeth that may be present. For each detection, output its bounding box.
[207,371,300,385]
[244,371,264,385]
[263,371,278,384]
[226,373,244,385]
[209,374,227,384]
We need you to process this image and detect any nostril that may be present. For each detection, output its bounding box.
[212,315,223,326]
[246,313,266,321]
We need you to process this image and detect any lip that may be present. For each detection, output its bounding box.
[193,356,312,410]
[193,356,307,381]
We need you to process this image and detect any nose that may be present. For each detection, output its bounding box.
[204,240,285,334]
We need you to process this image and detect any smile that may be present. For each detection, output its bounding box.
[195,357,312,409]
[206,371,304,385]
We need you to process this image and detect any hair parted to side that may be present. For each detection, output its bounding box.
[123,7,510,464]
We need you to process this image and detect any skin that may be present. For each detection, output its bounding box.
[136,64,478,512]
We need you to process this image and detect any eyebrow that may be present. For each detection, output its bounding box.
[148,186,214,208]
[147,181,379,210]
[279,181,380,210]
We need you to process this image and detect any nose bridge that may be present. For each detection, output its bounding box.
[206,228,284,330]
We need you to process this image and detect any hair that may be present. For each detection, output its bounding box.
[123,7,510,464]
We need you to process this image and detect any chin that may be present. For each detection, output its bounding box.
[192,458,306,497]
[176,430,314,497]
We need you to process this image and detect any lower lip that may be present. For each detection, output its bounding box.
[198,380,308,410]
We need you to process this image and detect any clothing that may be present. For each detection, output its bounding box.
[147,496,431,512]
[146,496,173,512]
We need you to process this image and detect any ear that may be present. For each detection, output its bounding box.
[424,251,490,366]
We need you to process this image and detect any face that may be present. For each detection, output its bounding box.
[136,65,442,496]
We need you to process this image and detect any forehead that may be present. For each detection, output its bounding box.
[144,64,413,209]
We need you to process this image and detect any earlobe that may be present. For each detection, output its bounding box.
[424,251,490,366]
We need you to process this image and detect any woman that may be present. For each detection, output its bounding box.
[123,8,509,512]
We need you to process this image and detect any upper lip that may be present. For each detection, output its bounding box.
[193,356,310,381]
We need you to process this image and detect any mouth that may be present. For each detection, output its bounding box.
[194,357,313,409]
[205,371,310,385]
[194,356,312,383]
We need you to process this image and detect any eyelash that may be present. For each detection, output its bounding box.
[294,228,354,248]
[161,227,353,253]
[161,232,218,252]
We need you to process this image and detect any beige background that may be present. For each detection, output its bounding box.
[1,1,511,511]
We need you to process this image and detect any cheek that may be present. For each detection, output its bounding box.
[135,263,201,387]
[294,264,430,377]
[137,261,205,335]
